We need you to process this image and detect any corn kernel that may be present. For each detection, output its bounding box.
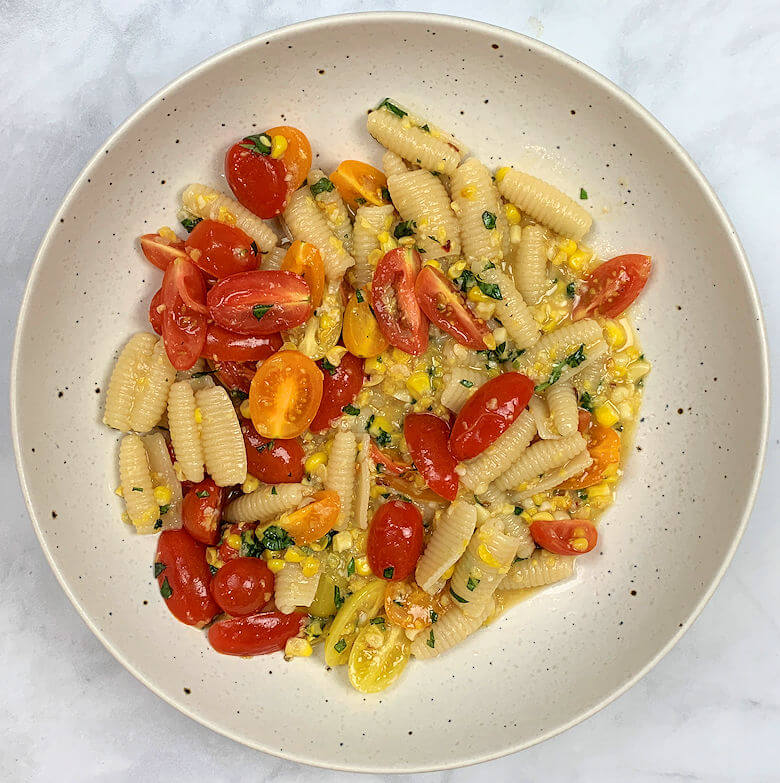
[392,348,411,364]
[227,533,242,551]
[193,407,202,425]
[423,258,442,269]
[447,260,467,280]
[217,206,236,226]
[301,556,320,577]
[442,564,455,580]
[369,415,393,437]
[588,482,611,499]
[153,485,172,506]
[370,484,388,499]
[603,320,626,349]
[504,203,521,225]
[241,473,260,494]
[477,544,502,569]
[550,249,567,267]
[495,166,511,183]
[304,451,328,474]
[459,185,478,200]
[559,238,577,255]
[355,556,372,576]
[626,346,641,362]
[267,558,285,573]
[239,399,251,419]
[467,286,491,303]
[530,511,555,522]
[332,531,352,553]
[270,134,288,159]
[365,356,385,375]
[594,401,620,427]
[570,537,590,552]
[406,371,431,398]
[568,248,593,272]
[284,637,313,657]
[158,226,178,242]
[531,493,547,506]
[114,485,124,497]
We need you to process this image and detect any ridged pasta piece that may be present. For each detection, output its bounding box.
[283,187,355,280]
[503,515,536,560]
[128,339,176,434]
[141,431,183,531]
[274,562,321,614]
[546,381,578,436]
[118,433,158,532]
[415,501,478,594]
[493,432,587,492]
[367,107,462,175]
[512,224,549,305]
[387,170,460,259]
[194,386,246,487]
[354,434,372,530]
[167,380,204,482]
[475,484,511,509]
[350,204,395,287]
[527,394,559,440]
[512,449,593,500]
[496,168,592,241]
[104,333,158,431]
[181,183,278,251]
[261,245,287,270]
[573,353,606,396]
[450,158,509,263]
[382,149,409,178]
[411,597,494,659]
[324,430,357,530]
[440,367,488,413]
[224,483,308,524]
[501,549,575,590]
[469,261,540,349]
[309,169,353,253]
[457,410,537,492]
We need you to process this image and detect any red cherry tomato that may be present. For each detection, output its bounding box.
[449,372,535,461]
[414,265,490,349]
[181,478,224,546]
[529,518,598,556]
[155,529,219,627]
[213,360,257,397]
[225,137,289,219]
[161,257,208,371]
[241,420,305,483]
[572,254,652,320]
[207,270,311,336]
[208,611,306,656]
[403,413,459,501]
[210,557,275,616]
[367,500,424,582]
[202,324,282,362]
[149,288,163,334]
[184,219,259,279]
[140,233,187,271]
[370,443,411,476]
[218,523,254,563]
[309,352,365,432]
[577,408,592,434]
[370,248,429,355]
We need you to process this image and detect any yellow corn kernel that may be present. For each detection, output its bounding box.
[301,557,320,577]
[504,203,521,225]
[477,544,502,569]
[594,401,620,427]
[531,493,547,506]
[304,451,328,474]
[495,166,511,183]
[355,556,372,576]
[217,206,236,226]
[284,546,305,563]
[270,134,288,159]
[406,371,431,398]
[550,249,567,267]
[369,415,393,437]
[325,346,348,367]
[568,248,593,272]
[588,482,611,499]
[392,348,411,364]
[370,484,388,499]
[364,356,385,375]
[284,637,313,657]
[153,485,172,506]
[205,546,223,569]
[442,564,455,580]
[551,495,571,510]
[239,399,251,418]
[459,185,478,200]
[423,258,442,270]
[530,511,555,522]
[114,486,124,497]
[241,473,260,494]
[626,346,641,362]
[377,231,397,253]
[158,226,178,242]
[467,286,491,303]
[193,407,203,425]
[447,260,467,280]
[603,320,626,349]
[226,533,242,551]
[559,238,577,256]
[267,558,286,573]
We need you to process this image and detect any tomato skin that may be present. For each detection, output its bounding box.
[207,270,311,336]
[149,288,163,334]
[560,425,621,490]
[370,248,429,355]
[342,291,389,358]
[140,233,187,271]
[265,126,312,194]
[449,372,535,460]
[213,360,257,396]
[161,257,208,371]
[572,254,652,320]
[202,325,282,362]
[414,265,490,349]
[184,220,258,278]
[218,523,254,563]
[403,413,459,501]
[384,580,443,631]
[210,557,275,616]
[329,160,389,211]
[367,500,424,582]
[577,408,592,434]
[182,478,224,545]
[155,529,220,627]
[280,240,325,309]
[370,443,410,476]
[225,139,289,219]
[310,352,365,432]
[241,420,304,483]
[277,490,340,545]
[208,611,306,656]
[529,519,598,556]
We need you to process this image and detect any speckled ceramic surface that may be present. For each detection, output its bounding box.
[11,12,768,773]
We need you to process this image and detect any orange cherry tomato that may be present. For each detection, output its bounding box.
[248,350,323,438]
[140,232,187,271]
[329,160,389,211]
[276,490,340,545]
[529,519,598,556]
[265,125,312,194]
[384,581,444,631]
[342,291,389,358]
[572,254,652,320]
[280,240,325,308]
[559,425,621,489]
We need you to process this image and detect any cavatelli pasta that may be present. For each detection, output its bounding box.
[440,367,488,413]
[501,549,576,590]
[493,432,587,492]
[573,352,606,396]
[274,563,321,614]
[224,483,309,524]
[354,434,372,530]
[411,598,494,659]
[324,430,357,530]
[382,149,409,178]
[476,484,510,509]
[118,433,158,532]
[367,105,462,175]
[527,394,559,440]
[309,168,353,253]
[283,187,355,281]
[415,500,478,594]
[104,332,158,431]
[503,515,536,560]
[512,449,593,500]
[387,170,460,259]
[167,380,205,483]
[495,167,592,241]
[469,261,540,350]
[350,204,395,287]
[181,183,278,251]
[450,157,509,263]
[126,338,176,434]
[546,381,578,437]
[261,245,287,270]
[457,409,537,493]
[512,223,549,305]
[194,386,246,487]
[141,431,183,531]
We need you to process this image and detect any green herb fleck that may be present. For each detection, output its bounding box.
[514,506,523,515]
[577,489,589,501]
[355,196,367,205]
[419,123,430,132]
[364,414,375,432]
[271,486,277,495]
[229,388,249,402]
[191,370,217,379]
[375,429,392,447]
[383,566,395,579]
[310,176,335,196]
[535,344,587,392]
[242,529,264,558]
[320,358,338,375]
[566,282,576,298]
[449,587,468,603]
[256,439,275,453]
[252,303,273,320]
[180,216,202,232]
[153,562,166,578]
[334,585,345,609]
[579,188,588,200]
[240,133,272,156]
[377,98,407,118]
[426,630,435,649]
[334,638,347,653]
[381,187,391,201]
[347,557,355,576]
[160,577,173,599]
[250,240,258,255]
[476,278,502,300]
[459,379,474,388]
[370,616,386,627]
[342,404,360,416]
[393,219,417,239]
[153,519,163,530]
[453,268,476,292]
[481,211,497,230]
[132,487,143,492]
[208,564,218,576]
[355,289,365,303]
[196,489,210,498]
[158,504,170,516]
[579,391,594,412]
[466,576,480,591]
[260,525,294,551]
[430,609,438,623]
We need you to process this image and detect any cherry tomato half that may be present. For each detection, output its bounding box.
[277,490,340,545]
[161,257,208,371]
[149,288,163,334]
[370,248,429,355]
[572,254,652,320]
[208,611,306,656]
[213,360,257,397]
[184,219,258,279]
[414,265,491,350]
[329,160,389,211]
[370,443,411,476]
[218,523,254,563]
[207,270,311,336]
[310,352,365,433]
[265,125,312,195]
[559,425,621,490]
[225,136,288,219]
[210,557,275,616]
[182,478,224,546]
[280,240,325,309]
[249,350,324,439]
[449,372,535,461]
[342,290,389,358]
[155,529,219,627]
[140,232,187,271]
[403,413,459,501]
[367,500,424,582]
[529,518,598,556]
[384,580,443,631]
[202,325,282,362]
[241,420,304,483]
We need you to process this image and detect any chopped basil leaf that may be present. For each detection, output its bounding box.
[375,429,392,447]
[256,439,275,453]
[260,525,294,551]
[449,587,468,603]
[310,176,335,196]
[375,463,385,474]
[419,123,430,133]
[364,414,375,431]
[132,487,143,492]
[376,98,407,118]
[577,489,589,501]
[476,278,502,299]
[158,504,170,515]
[426,630,435,648]
[252,303,273,320]
[347,557,355,576]
[535,344,587,392]
[514,506,523,515]
[334,585,344,609]
[355,196,367,205]
[381,187,391,201]
[242,529,264,558]
[370,616,386,627]
[191,370,217,379]
[342,404,360,416]
[579,391,594,412]
[160,577,173,599]
[334,638,347,653]
[481,211,497,230]
[355,289,365,303]
[208,564,218,576]
[250,241,258,255]
[229,388,249,402]
[566,282,576,298]
[153,562,167,577]
[320,358,338,376]
[466,576,480,591]
[429,609,438,623]
[153,519,163,530]
[239,133,272,156]
[383,566,395,579]
[393,219,417,239]
[580,188,588,200]
[453,268,475,292]
[271,486,277,495]
[180,216,202,232]
[196,490,210,498]
[459,379,474,388]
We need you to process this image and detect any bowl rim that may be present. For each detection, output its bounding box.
[10,10,770,773]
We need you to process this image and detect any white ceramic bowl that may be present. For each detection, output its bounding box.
[12,12,769,773]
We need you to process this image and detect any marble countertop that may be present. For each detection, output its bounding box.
[2,1,778,780]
